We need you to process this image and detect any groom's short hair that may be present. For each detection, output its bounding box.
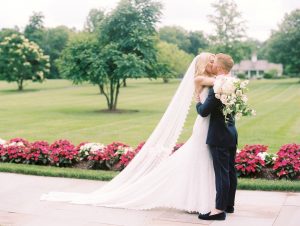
[216,53,234,73]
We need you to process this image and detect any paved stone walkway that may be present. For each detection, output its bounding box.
[0,173,299,226]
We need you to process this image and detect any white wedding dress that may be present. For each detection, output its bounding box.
[40,55,216,214]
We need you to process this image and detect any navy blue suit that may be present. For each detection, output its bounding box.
[196,87,238,210]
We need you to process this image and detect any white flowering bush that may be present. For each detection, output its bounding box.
[0,138,6,145]
[0,34,50,90]
[257,152,278,166]
[213,76,255,122]
[77,142,105,161]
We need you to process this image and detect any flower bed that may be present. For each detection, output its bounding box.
[0,138,299,180]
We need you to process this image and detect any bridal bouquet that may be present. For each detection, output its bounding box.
[213,75,255,122]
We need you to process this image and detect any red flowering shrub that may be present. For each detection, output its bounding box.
[24,141,50,165]
[273,144,300,179]
[49,140,78,167]
[235,144,267,177]
[134,141,145,153]
[102,142,131,170]
[83,143,106,169]
[171,143,185,154]
[0,138,30,163]
[75,142,89,161]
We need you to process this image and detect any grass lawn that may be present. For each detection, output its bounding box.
[0,78,299,152]
[1,163,299,191]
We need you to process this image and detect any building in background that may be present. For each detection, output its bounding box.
[232,53,283,78]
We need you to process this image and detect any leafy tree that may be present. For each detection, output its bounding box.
[43,26,71,78]
[0,34,50,90]
[263,9,300,75]
[159,26,191,53]
[24,12,45,47]
[157,41,194,83]
[60,0,163,111]
[187,31,209,55]
[159,26,209,56]
[0,27,20,42]
[207,0,246,62]
[84,8,105,33]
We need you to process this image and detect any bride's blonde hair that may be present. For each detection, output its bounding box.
[194,52,214,77]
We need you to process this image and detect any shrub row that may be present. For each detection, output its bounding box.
[0,138,299,180]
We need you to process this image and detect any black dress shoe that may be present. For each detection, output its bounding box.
[225,206,234,213]
[198,211,226,221]
[198,211,210,216]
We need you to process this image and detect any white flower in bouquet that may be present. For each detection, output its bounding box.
[222,78,237,94]
[241,95,248,103]
[213,76,225,94]
[240,80,249,89]
[236,90,242,97]
[213,76,255,123]
[235,112,242,120]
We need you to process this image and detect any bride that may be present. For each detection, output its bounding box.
[40,52,217,214]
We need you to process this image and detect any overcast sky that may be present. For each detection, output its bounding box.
[0,0,299,41]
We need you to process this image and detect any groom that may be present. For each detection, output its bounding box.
[196,53,238,221]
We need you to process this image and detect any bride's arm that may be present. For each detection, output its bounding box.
[194,76,215,87]
[194,76,215,100]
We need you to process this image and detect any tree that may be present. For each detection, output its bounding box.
[263,9,300,75]
[0,27,20,42]
[187,31,209,55]
[43,26,71,78]
[159,26,191,53]
[157,41,194,83]
[24,12,45,47]
[208,0,246,62]
[84,8,105,33]
[59,0,163,111]
[159,26,209,56]
[0,34,50,90]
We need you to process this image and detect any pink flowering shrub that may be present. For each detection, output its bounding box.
[1,137,299,181]
[235,144,267,177]
[273,144,300,179]
[49,140,78,167]
[24,141,50,165]
[0,138,30,163]
[134,141,145,153]
[115,144,142,171]
[102,142,132,170]
[171,143,185,154]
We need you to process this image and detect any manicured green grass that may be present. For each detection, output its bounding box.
[1,162,299,191]
[0,162,118,181]
[0,78,299,152]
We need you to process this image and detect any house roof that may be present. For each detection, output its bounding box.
[233,60,283,72]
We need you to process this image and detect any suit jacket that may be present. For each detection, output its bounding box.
[196,87,238,147]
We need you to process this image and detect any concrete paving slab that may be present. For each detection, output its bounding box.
[0,172,299,226]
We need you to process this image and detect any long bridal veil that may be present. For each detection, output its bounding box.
[41,54,204,203]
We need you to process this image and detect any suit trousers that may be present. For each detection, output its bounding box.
[209,145,237,210]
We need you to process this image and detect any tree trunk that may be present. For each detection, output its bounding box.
[163,77,169,83]
[99,84,104,94]
[98,84,110,109]
[122,78,127,87]
[109,78,115,111]
[113,80,121,110]
[17,79,24,91]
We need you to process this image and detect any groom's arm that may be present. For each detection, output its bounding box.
[196,88,219,117]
